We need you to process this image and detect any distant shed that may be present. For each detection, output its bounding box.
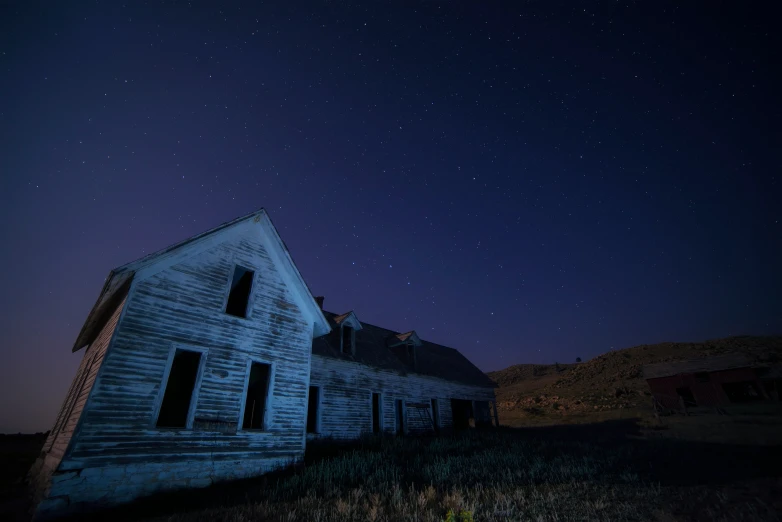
[642,354,767,410]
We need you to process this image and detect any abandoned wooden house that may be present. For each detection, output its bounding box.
[643,353,769,412]
[28,209,497,520]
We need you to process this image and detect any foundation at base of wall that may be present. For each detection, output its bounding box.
[30,455,302,521]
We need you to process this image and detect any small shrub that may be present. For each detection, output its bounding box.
[444,509,474,522]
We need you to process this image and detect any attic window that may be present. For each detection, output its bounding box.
[226,266,254,318]
[342,325,354,355]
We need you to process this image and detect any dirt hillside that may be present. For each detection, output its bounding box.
[488,335,782,419]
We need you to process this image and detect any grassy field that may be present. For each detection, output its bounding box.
[500,402,782,445]
[0,433,47,522]
[10,416,766,522]
[3,418,782,521]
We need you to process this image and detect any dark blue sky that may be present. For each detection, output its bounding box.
[1,2,779,433]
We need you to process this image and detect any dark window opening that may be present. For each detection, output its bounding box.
[342,325,354,354]
[451,398,473,430]
[695,372,710,383]
[767,379,782,401]
[722,381,763,402]
[372,393,381,434]
[474,400,492,427]
[395,399,405,435]
[242,362,271,430]
[226,266,254,318]
[430,398,440,434]
[307,386,319,433]
[407,344,416,367]
[676,387,697,408]
[157,350,202,428]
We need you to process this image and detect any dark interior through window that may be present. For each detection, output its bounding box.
[157,349,202,428]
[395,399,405,434]
[372,393,381,433]
[676,386,697,407]
[342,325,353,354]
[242,362,270,430]
[226,266,254,317]
[450,398,473,430]
[307,386,319,433]
[722,381,762,402]
[430,398,439,433]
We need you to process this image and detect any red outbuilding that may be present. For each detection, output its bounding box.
[643,354,768,411]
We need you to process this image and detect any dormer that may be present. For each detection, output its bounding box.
[388,331,422,369]
[333,311,362,356]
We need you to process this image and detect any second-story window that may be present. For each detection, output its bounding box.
[407,342,416,368]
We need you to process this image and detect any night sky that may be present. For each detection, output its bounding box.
[1,2,779,433]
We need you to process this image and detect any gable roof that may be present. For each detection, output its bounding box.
[312,311,496,388]
[642,353,753,380]
[72,209,331,352]
[391,331,422,347]
[333,311,363,329]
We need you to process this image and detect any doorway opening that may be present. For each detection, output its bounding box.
[242,362,271,430]
[675,387,697,408]
[395,399,405,435]
[450,399,473,430]
[430,398,440,434]
[307,386,320,433]
[372,393,382,434]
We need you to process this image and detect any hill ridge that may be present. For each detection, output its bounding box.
[488,335,782,418]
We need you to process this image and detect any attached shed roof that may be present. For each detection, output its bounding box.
[72,209,331,352]
[312,311,497,389]
[642,353,754,380]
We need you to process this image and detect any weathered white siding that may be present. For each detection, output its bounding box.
[36,229,314,519]
[42,297,125,465]
[29,296,127,512]
[309,355,496,439]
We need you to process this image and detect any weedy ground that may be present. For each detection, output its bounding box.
[50,421,781,522]
[0,433,47,522]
